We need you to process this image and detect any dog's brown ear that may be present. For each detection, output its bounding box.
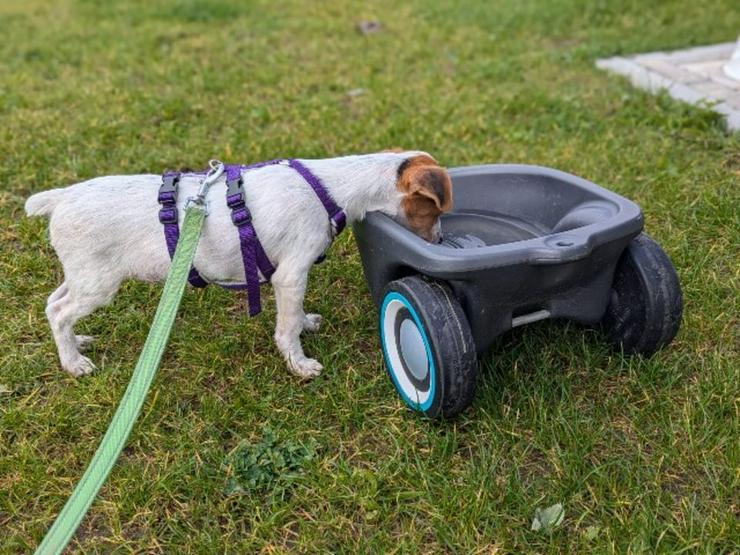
[399,159,453,213]
[409,166,452,212]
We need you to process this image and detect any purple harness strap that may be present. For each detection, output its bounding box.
[157,159,345,316]
[157,172,209,288]
[287,159,347,235]
[224,164,275,316]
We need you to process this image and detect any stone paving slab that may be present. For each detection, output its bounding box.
[597,42,740,131]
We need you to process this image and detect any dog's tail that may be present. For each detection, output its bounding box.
[25,189,68,217]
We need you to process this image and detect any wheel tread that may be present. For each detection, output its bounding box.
[381,276,478,418]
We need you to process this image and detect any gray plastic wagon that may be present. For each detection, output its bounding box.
[354,164,683,418]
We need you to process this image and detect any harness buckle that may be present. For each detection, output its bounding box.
[160,174,180,194]
[226,177,245,208]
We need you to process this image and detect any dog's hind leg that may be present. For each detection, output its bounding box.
[47,282,68,304]
[272,266,323,379]
[45,280,120,377]
[45,282,95,350]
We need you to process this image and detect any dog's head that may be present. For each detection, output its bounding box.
[394,153,453,243]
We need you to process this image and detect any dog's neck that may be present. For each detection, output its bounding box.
[305,153,421,223]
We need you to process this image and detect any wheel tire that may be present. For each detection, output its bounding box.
[379,276,478,418]
[601,233,683,356]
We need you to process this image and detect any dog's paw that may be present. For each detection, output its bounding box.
[303,313,323,333]
[75,335,96,351]
[65,355,96,377]
[288,356,323,379]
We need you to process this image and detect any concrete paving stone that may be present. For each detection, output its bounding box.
[597,57,706,102]
[682,61,740,90]
[662,42,736,64]
[682,60,724,77]
[681,60,740,87]
[713,102,740,129]
[640,57,706,84]
[632,52,669,63]
[691,81,740,108]
[597,42,740,131]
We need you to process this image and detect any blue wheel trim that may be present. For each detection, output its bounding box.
[380,291,437,411]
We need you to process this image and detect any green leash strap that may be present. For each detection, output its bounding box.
[35,205,207,555]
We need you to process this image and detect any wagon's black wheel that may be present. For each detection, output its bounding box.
[601,233,683,356]
[379,276,477,418]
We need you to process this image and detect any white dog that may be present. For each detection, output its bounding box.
[25,151,453,378]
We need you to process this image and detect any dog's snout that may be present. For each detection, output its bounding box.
[430,219,442,243]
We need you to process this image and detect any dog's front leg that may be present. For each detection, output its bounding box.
[272,267,323,379]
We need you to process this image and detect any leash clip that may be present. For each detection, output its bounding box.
[187,159,225,212]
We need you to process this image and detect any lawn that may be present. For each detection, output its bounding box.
[1,0,738,552]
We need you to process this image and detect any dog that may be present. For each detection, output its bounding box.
[25,151,453,378]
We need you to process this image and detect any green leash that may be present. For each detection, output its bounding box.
[35,162,222,555]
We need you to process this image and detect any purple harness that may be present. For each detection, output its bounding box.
[157,159,346,316]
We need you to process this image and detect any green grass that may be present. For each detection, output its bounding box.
[1,0,739,552]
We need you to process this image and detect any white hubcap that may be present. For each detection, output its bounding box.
[399,319,428,381]
[381,295,434,408]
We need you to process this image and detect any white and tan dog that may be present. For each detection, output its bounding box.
[25,151,453,378]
